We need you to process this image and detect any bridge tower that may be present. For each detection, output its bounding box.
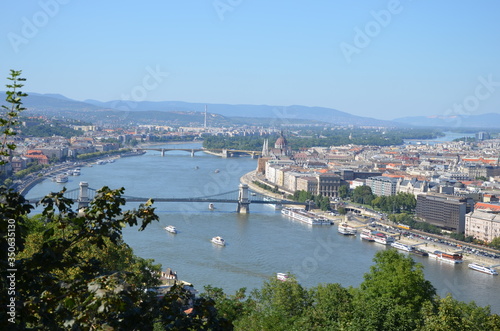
[237,183,250,213]
[191,149,195,157]
[161,149,165,157]
[78,181,90,209]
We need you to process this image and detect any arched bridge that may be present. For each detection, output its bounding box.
[136,148,261,158]
[26,182,305,213]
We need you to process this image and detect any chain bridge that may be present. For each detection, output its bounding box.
[27,182,305,213]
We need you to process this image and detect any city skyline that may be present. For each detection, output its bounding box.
[2,1,500,120]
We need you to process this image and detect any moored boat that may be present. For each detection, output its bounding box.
[468,263,498,275]
[281,207,332,225]
[411,249,429,257]
[360,229,375,241]
[338,223,357,235]
[56,174,68,183]
[211,236,225,246]
[391,241,413,252]
[164,225,177,234]
[429,250,463,264]
[372,231,395,245]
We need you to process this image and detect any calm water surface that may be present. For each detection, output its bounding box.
[25,142,500,313]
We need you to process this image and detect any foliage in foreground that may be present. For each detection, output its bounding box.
[0,187,230,330]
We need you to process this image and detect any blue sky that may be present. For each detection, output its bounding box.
[2,0,500,120]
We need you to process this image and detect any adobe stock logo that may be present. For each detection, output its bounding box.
[7,0,71,54]
[443,74,499,127]
[339,0,404,64]
[213,0,243,21]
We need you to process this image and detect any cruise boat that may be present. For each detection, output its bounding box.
[372,231,395,245]
[55,174,68,183]
[429,251,463,264]
[211,236,225,246]
[391,241,413,252]
[360,229,375,241]
[338,223,357,235]
[277,273,289,281]
[164,225,177,234]
[281,207,332,225]
[468,263,498,275]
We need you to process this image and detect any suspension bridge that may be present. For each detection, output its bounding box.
[26,182,306,213]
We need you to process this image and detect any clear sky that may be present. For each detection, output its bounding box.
[1,0,500,120]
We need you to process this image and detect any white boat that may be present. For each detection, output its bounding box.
[468,263,498,275]
[277,273,289,281]
[429,251,463,264]
[56,174,68,183]
[360,229,375,242]
[338,223,357,235]
[208,203,215,210]
[263,197,282,210]
[372,231,395,245]
[281,207,332,225]
[391,241,413,252]
[164,225,177,234]
[211,236,225,246]
[71,169,81,176]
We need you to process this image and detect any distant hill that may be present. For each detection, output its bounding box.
[23,92,105,112]
[84,99,396,126]
[393,113,500,128]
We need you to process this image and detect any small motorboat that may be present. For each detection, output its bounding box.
[164,225,177,234]
[277,273,289,281]
[209,203,215,210]
[211,236,225,246]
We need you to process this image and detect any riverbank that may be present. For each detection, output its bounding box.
[240,170,500,269]
[17,150,145,196]
[240,170,293,200]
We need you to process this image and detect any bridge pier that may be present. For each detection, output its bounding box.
[191,149,195,157]
[221,149,229,158]
[237,183,250,213]
[78,181,90,209]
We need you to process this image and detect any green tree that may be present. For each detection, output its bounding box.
[489,236,500,249]
[297,283,354,329]
[421,295,500,330]
[338,184,349,199]
[351,185,375,205]
[235,275,311,330]
[1,70,26,168]
[351,249,437,330]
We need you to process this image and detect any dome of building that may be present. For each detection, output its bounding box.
[275,133,287,149]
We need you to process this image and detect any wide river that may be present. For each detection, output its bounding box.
[25,142,500,313]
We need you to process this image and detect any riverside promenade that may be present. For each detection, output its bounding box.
[240,170,500,267]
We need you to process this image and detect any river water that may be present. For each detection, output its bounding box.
[24,142,500,313]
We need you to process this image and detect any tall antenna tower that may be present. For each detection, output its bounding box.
[204,105,207,128]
